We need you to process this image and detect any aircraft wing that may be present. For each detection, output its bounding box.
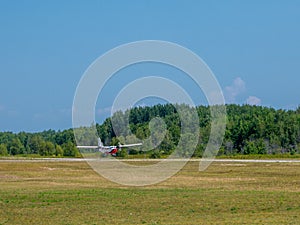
[119,143,143,148]
[76,146,99,149]
[100,146,112,149]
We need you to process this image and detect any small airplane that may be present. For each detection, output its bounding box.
[77,138,142,156]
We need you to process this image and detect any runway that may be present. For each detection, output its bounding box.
[1,157,300,163]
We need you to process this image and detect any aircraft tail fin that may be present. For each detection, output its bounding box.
[98,138,103,147]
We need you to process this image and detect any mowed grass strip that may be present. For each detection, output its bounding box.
[0,161,300,224]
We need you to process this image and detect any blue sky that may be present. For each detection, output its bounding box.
[0,1,299,132]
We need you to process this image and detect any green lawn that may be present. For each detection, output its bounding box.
[0,160,300,224]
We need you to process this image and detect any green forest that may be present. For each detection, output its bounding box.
[1,104,300,158]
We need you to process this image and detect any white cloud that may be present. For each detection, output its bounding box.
[59,108,72,115]
[96,107,112,116]
[224,77,262,106]
[135,102,147,108]
[0,104,19,117]
[225,77,246,103]
[33,108,72,121]
[246,96,261,106]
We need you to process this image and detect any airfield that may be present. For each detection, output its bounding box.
[0,158,300,224]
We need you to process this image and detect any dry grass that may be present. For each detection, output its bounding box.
[0,160,300,224]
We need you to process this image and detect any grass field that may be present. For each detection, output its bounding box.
[0,160,300,224]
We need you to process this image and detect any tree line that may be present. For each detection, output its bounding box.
[0,129,80,157]
[0,104,300,157]
[97,104,300,157]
